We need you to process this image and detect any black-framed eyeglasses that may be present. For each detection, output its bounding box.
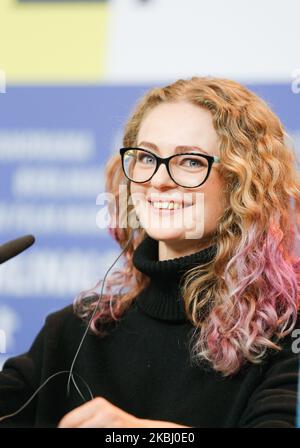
[120,147,221,188]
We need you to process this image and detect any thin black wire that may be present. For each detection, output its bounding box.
[0,371,93,423]
[0,233,134,424]
[66,233,134,396]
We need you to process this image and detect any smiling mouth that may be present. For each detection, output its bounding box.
[147,200,193,211]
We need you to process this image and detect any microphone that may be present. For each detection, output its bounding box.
[0,235,35,265]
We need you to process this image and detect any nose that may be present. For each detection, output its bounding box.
[149,163,176,188]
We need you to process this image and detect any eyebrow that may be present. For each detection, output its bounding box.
[136,141,211,156]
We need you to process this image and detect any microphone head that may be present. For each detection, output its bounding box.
[0,235,35,265]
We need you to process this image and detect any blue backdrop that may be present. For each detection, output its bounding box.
[0,83,299,367]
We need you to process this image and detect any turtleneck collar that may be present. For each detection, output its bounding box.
[132,235,217,322]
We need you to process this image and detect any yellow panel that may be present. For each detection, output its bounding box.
[0,0,108,83]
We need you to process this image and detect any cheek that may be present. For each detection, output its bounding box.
[129,184,147,213]
[129,182,134,196]
[201,178,225,217]
[129,183,139,205]
[130,183,144,196]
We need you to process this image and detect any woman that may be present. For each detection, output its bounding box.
[0,76,300,428]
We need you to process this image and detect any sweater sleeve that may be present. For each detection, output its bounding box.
[0,304,74,427]
[238,340,300,428]
[0,324,46,427]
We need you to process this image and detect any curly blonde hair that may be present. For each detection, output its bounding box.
[74,76,300,376]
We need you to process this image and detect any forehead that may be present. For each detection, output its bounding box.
[137,101,219,154]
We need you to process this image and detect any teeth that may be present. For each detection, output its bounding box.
[151,201,182,210]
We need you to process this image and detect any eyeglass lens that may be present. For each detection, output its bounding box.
[123,148,209,187]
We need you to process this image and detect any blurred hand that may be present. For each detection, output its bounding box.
[58,397,190,428]
[58,397,143,428]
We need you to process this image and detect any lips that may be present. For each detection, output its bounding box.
[147,199,193,212]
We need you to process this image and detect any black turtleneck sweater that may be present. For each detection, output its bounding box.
[0,236,299,428]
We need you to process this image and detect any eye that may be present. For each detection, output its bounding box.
[181,157,205,168]
[137,152,155,165]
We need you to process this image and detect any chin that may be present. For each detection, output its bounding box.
[144,227,187,241]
